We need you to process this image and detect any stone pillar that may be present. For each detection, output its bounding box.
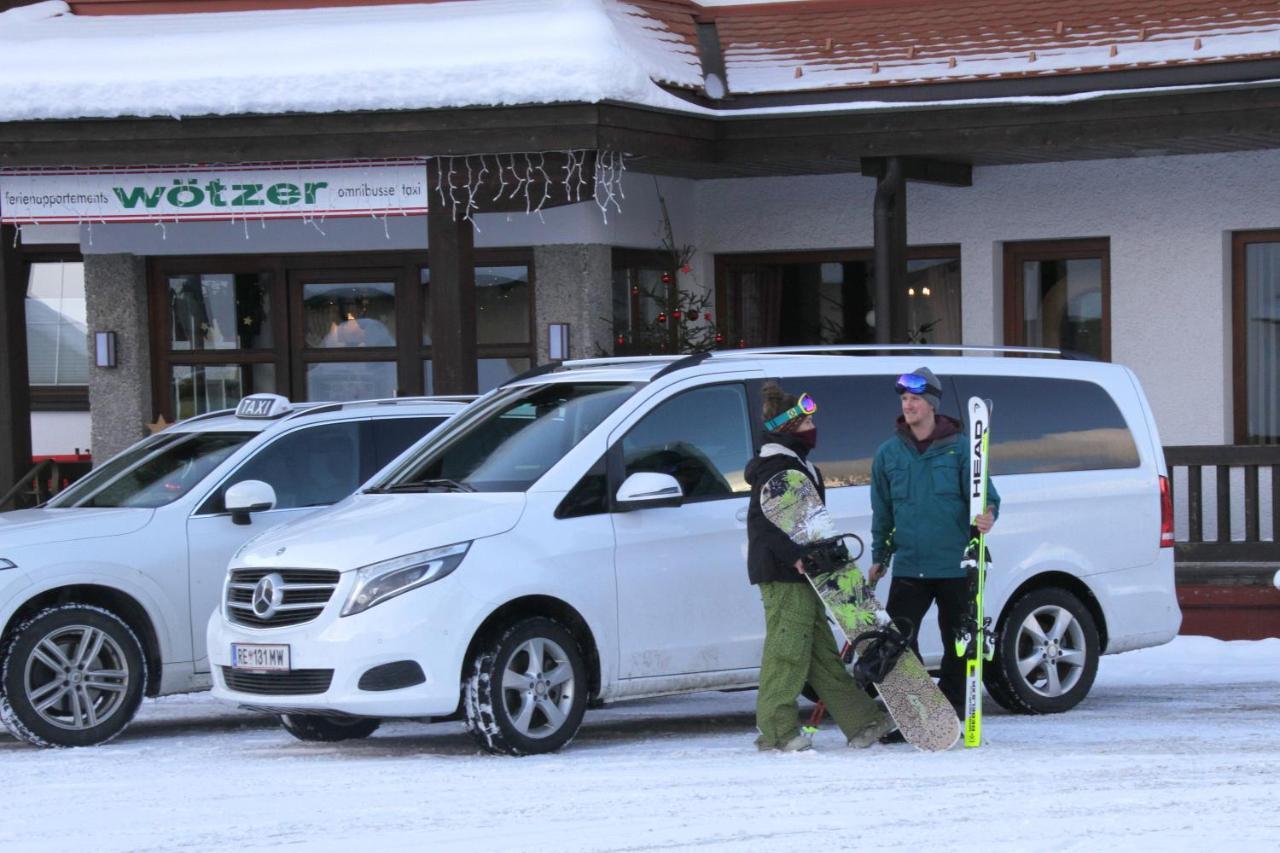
[532,244,613,362]
[85,254,152,465]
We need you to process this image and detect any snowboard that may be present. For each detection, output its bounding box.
[760,468,962,752]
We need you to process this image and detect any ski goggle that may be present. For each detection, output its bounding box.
[895,373,938,396]
[764,393,818,431]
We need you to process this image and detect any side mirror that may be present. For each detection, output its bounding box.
[614,472,683,512]
[225,480,278,526]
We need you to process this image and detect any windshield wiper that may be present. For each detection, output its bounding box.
[368,478,476,494]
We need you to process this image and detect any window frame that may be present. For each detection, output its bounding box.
[1002,238,1112,362]
[1232,229,1280,445]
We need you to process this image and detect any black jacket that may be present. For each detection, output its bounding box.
[744,431,826,585]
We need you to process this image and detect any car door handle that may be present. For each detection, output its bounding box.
[735,507,749,524]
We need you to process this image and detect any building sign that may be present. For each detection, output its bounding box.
[0,159,429,224]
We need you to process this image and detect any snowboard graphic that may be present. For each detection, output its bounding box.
[761,469,961,752]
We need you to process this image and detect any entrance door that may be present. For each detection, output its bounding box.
[288,268,409,402]
[610,380,762,678]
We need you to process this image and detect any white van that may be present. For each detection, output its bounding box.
[0,394,466,747]
[208,348,1180,753]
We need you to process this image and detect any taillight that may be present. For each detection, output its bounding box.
[1159,475,1174,548]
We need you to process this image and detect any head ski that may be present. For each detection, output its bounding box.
[957,397,994,748]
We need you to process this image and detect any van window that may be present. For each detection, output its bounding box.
[621,384,752,499]
[203,422,367,513]
[370,416,447,470]
[387,383,636,492]
[954,375,1140,474]
[793,375,913,487]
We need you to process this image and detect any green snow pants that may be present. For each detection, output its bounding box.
[756,581,883,747]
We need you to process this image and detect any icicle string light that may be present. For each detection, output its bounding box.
[430,150,627,224]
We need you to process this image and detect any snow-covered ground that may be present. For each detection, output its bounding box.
[2,636,1278,852]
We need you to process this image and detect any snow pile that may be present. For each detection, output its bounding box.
[0,0,701,121]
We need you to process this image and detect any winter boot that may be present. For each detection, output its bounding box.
[848,713,898,748]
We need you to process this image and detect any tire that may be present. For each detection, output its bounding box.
[0,605,147,747]
[279,713,381,742]
[463,617,587,756]
[987,588,1100,715]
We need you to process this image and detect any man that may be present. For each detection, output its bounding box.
[746,382,895,752]
[868,367,999,733]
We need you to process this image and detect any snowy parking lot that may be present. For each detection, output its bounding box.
[2,636,1278,852]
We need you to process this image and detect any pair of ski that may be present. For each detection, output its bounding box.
[763,397,993,751]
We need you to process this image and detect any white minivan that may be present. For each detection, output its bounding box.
[0,394,466,747]
[208,348,1181,753]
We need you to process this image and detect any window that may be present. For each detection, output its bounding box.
[423,262,533,393]
[26,259,88,410]
[1233,231,1280,444]
[612,250,677,355]
[953,376,1139,474]
[1004,239,1110,361]
[716,248,961,348]
[621,384,752,499]
[794,375,928,487]
[203,422,365,513]
[369,416,448,470]
[156,264,284,419]
[74,432,253,509]
[391,382,635,493]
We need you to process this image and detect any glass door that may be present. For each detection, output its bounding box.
[289,269,402,402]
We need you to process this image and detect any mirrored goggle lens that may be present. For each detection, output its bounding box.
[797,393,818,415]
[895,373,929,395]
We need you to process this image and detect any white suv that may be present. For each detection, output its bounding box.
[208,348,1181,754]
[0,394,466,747]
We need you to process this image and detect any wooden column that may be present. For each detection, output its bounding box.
[427,163,478,394]
[0,225,32,500]
[872,157,906,345]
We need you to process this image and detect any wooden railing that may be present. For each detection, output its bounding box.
[1163,445,1280,578]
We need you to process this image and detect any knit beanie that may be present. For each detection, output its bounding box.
[910,366,943,410]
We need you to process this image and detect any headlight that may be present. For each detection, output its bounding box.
[0,558,16,571]
[341,542,470,617]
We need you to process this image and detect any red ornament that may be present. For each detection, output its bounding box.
[616,334,626,346]
[657,312,667,323]
[714,333,724,345]
[661,272,673,284]
[737,338,747,348]
[631,286,639,296]
[672,310,682,321]
[681,264,691,274]
[704,312,713,322]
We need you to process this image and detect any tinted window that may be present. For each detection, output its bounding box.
[795,375,913,487]
[954,375,1139,474]
[370,416,446,470]
[204,422,365,513]
[621,384,752,499]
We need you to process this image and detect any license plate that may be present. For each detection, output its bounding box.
[231,643,291,671]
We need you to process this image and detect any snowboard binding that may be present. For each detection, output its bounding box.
[800,533,865,575]
[850,617,915,688]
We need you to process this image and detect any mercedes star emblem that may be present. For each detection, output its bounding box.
[251,572,286,619]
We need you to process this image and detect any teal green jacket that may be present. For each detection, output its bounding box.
[870,417,1000,579]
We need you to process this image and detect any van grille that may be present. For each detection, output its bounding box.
[220,668,334,695]
[226,568,341,628]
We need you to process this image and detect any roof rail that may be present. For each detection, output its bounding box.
[283,396,474,420]
[708,344,1068,358]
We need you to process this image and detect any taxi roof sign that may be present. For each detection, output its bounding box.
[235,394,292,419]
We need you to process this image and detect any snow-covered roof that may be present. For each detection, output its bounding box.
[0,0,704,121]
[713,0,1280,94]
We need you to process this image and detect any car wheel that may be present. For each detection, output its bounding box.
[0,605,147,747]
[279,713,380,742]
[464,617,587,756]
[988,588,1099,714]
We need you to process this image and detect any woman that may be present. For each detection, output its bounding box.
[745,382,895,751]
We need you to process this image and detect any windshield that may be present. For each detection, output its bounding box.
[379,382,637,493]
[55,431,254,509]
